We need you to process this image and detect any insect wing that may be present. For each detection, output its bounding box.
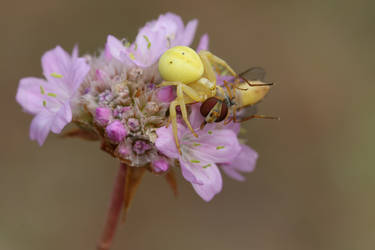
[237,105,258,118]
[239,67,266,81]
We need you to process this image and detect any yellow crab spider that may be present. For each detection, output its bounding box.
[158,46,236,154]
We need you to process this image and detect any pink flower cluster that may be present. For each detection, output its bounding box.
[16,13,258,201]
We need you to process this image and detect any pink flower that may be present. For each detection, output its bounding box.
[155,105,242,201]
[16,46,89,145]
[105,12,198,67]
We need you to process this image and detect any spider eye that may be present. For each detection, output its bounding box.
[200,97,219,117]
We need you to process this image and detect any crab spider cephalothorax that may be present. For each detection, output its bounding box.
[158,46,236,154]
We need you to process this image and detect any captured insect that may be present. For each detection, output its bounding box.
[199,67,278,128]
[158,46,237,154]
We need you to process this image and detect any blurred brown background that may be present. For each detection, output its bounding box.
[1,0,375,249]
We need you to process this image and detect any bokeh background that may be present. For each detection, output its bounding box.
[1,0,375,249]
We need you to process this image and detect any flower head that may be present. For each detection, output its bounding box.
[16,46,89,145]
[16,12,262,202]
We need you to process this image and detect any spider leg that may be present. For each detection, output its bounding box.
[180,84,206,102]
[198,51,217,83]
[165,117,171,128]
[158,81,179,87]
[169,100,182,154]
[176,83,198,137]
[200,51,237,76]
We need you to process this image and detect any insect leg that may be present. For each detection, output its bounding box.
[236,114,279,123]
[232,106,237,122]
[239,76,274,87]
[223,81,233,99]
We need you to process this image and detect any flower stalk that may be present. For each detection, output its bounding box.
[97,163,128,250]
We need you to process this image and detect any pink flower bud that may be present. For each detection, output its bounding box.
[127,118,139,132]
[106,120,127,143]
[95,107,112,126]
[152,158,169,173]
[116,143,130,159]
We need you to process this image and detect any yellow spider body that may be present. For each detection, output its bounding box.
[158,46,236,154]
[159,46,204,83]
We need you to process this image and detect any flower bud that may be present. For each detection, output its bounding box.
[116,143,130,158]
[95,107,112,126]
[106,120,127,143]
[127,118,140,132]
[132,140,151,155]
[152,158,169,173]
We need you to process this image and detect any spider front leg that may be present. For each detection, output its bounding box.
[199,51,237,78]
[169,100,182,155]
[176,83,198,138]
[163,81,206,155]
[158,81,179,87]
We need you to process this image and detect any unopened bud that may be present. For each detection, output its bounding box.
[106,120,127,143]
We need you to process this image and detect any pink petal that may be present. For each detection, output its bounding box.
[221,144,258,181]
[42,46,89,93]
[197,33,209,52]
[190,164,223,201]
[29,111,53,146]
[42,46,70,79]
[181,19,198,46]
[180,158,204,185]
[105,35,126,62]
[50,101,72,134]
[162,13,184,33]
[157,86,175,103]
[221,166,246,182]
[16,77,46,114]
[155,125,185,159]
[188,103,205,129]
[72,44,79,58]
[191,129,241,163]
[218,121,240,135]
